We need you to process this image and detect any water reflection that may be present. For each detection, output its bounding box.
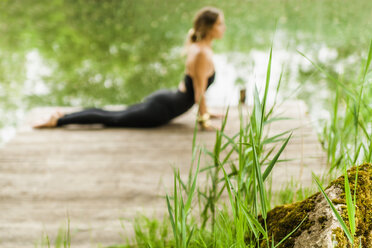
[24,50,51,96]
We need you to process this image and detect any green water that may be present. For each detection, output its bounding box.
[1,0,372,142]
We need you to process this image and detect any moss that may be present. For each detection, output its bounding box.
[318,216,328,229]
[332,198,346,205]
[333,227,351,248]
[255,163,371,248]
[330,163,372,248]
[257,191,319,247]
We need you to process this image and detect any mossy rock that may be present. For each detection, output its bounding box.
[257,163,371,248]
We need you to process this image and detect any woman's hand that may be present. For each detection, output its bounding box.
[197,113,220,131]
[200,122,219,131]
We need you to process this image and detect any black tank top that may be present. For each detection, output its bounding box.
[183,72,216,100]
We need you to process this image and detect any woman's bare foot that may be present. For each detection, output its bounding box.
[33,111,64,129]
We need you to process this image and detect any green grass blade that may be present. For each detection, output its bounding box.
[166,194,177,244]
[250,127,267,219]
[312,173,354,244]
[262,129,293,145]
[260,44,273,139]
[185,151,200,211]
[220,131,240,153]
[222,147,236,165]
[344,165,355,235]
[358,119,369,137]
[199,164,215,173]
[173,170,179,245]
[266,68,283,119]
[220,163,236,218]
[260,146,276,165]
[274,215,307,248]
[63,215,71,248]
[298,50,355,100]
[264,116,293,125]
[181,202,186,247]
[253,84,262,135]
[236,200,260,239]
[191,114,199,163]
[353,143,363,164]
[353,166,359,219]
[220,106,230,132]
[362,40,372,81]
[239,199,267,238]
[176,169,188,192]
[55,228,63,248]
[263,133,292,181]
[186,226,194,247]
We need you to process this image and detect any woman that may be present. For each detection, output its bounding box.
[33,6,226,130]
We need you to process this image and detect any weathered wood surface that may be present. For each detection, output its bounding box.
[0,101,327,247]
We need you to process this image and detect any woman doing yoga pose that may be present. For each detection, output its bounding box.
[33,6,226,130]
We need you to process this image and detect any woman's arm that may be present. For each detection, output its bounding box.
[192,51,210,116]
[192,51,218,130]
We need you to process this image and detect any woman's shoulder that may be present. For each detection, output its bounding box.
[187,44,212,61]
[184,44,214,76]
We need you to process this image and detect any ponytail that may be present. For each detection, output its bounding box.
[187,28,199,43]
[183,7,222,56]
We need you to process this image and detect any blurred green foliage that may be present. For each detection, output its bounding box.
[0,0,371,130]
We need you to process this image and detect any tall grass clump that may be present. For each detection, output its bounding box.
[300,40,372,171]
[35,216,71,248]
[299,40,372,248]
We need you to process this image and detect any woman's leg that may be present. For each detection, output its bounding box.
[56,108,115,126]
[56,101,170,127]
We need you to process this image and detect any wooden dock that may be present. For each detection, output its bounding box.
[0,101,327,247]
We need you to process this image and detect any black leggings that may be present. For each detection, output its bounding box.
[56,89,194,128]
